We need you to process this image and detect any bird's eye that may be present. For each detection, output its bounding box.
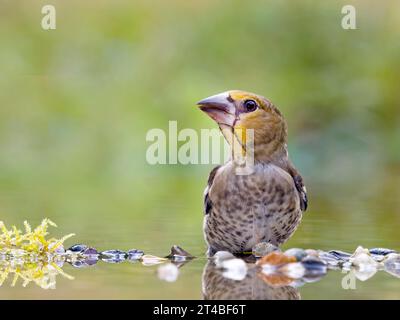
[244,99,258,112]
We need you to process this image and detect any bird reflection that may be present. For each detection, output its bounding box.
[202,260,300,300]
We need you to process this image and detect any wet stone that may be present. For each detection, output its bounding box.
[317,251,342,266]
[157,263,179,282]
[100,250,127,263]
[213,251,235,268]
[141,255,168,266]
[127,249,144,261]
[221,258,248,281]
[67,244,88,254]
[71,260,88,268]
[252,242,280,258]
[82,247,98,256]
[369,248,396,256]
[328,250,351,261]
[301,256,327,278]
[278,262,305,279]
[349,246,379,268]
[384,254,400,278]
[165,245,194,261]
[284,248,307,261]
[369,248,396,261]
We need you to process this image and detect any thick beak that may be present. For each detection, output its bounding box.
[197,92,236,127]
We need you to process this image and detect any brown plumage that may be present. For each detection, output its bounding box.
[198,90,307,256]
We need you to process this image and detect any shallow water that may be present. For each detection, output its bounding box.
[1,246,399,300]
[1,164,400,300]
[1,172,400,300]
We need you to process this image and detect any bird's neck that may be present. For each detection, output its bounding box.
[220,125,289,167]
[253,142,289,165]
[229,134,289,168]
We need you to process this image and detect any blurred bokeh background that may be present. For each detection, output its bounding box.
[0,0,399,299]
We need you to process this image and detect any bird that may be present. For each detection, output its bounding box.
[197,90,307,256]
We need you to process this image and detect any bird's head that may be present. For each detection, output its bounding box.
[198,90,287,162]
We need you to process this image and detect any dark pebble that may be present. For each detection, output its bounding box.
[165,245,194,261]
[67,244,88,253]
[318,251,342,266]
[127,249,144,260]
[328,250,351,261]
[70,258,98,268]
[369,248,396,256]
[83,247,98,256]
[100,250,127,263]
[301,257,328,278]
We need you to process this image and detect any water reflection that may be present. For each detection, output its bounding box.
[0,256,73,289]
[202,260,300,300]
[1,242,400,299]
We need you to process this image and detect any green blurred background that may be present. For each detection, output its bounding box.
[0,0,399,299]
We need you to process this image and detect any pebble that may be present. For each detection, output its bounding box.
[157,263,179,282]
[278,262,306,279]
[284,248,307,261]
[100,250,127,263]
[384,254,400,278]
[369,248,396,256]
[71,259,97,268]
[82,247,98,256]
[127,249,144,261]
[328,250,351,261]
[317,251,341,266]
[369,248,396,262]
[165,245,194,261]
[66,244,88,254]
[305,249,319,257]
[353,266,377,281]
[141,255,168,266]
[221,258,248,281]
[213,251,235,268]
[257,251,297,266]
[349,246,379,268]
[301,256,328,277]
[252,242,279,257]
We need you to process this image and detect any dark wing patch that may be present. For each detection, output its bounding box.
[293,175,308,211]
[204,165,221,215]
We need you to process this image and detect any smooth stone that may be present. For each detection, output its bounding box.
[221,258,248,281]
[301,257,327,277]
[369,248,396,256]
[384,254,400,278]
[127,249,144,260]
[252,242,280,257]
[213,251,235,268]
[354,266,377,281]
[350,246,379,268]
[157,263,179,282]
[328,250,351,261]
[82,247,98,256]
[317,251,341,266]
[165,245,194,261]
[284,248,307,261]
[305,249,319,257]
[100,250,127,263]
[278,262,306,279]
[67,244,88,254]
[141,255,168,266]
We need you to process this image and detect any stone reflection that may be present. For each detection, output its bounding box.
[202,260,300,300]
